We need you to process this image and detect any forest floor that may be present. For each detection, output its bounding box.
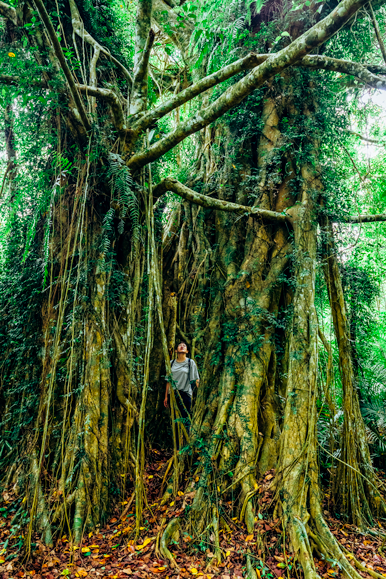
[1,449,386,579]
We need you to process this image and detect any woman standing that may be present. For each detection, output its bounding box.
[164,342,200,425]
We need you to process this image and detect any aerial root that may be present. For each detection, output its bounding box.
[212,506,221,563]
[51,490,77,523]
[292,518,320,579]
[341,546,386,579]
[155,516,167,558]
[160,517,180,569]
[308,524,363,579]
[240,487,257,534]
[246,553,258,579]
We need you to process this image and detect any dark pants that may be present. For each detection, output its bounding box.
[175,391,191,446]
[175,390,191,421]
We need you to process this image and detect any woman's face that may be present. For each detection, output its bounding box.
[176,342,188,354]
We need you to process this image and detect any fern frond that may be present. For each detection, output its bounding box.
[107,153,139,240]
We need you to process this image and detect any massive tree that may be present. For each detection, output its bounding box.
[1,0,386,575]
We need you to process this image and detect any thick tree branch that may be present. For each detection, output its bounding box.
[130,53,267,133]
[131,53,386,134]
[301,54,386,89]
[34,0,91,133]
[155,177,386,226]
[0,74,47,88]
[127,0,378,172]
[152,178,290,222]
[0,1,17,24]
[342,213,386,223]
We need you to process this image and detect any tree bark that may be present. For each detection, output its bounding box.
[322,221,386,526]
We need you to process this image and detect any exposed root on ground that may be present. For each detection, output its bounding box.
[160,517,181,568]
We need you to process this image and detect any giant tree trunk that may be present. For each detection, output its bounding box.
[156,77,384,578]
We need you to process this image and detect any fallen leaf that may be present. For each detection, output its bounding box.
[135,538,153,550]
[266,474,273,481]
[81,547,90,553]
[190,568,198,575]
[245,535,253,541]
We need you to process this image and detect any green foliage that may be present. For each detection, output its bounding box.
[108,153,139,236]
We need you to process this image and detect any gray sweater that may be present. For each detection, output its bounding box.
[169,358,200,397]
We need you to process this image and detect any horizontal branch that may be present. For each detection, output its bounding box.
[346,130,383,145]
[127,0,376,172]
[153,178,290,222]
[342,213,386,223]
[301,54,386,89]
